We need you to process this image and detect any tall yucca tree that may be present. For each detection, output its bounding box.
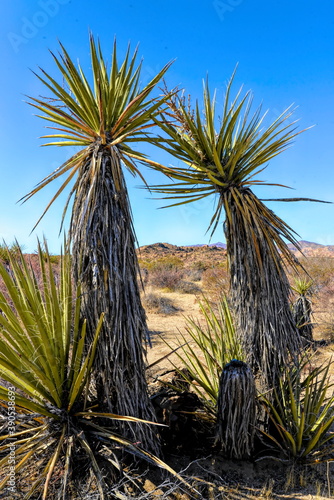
[21,36,171,452]
[151,74,325,388]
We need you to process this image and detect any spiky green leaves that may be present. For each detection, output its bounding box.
[292,277,314,296]
[0,240,103,414]
[261,356,334,461]
[162,296,244,414]
[150,73,321,273]
[0,241,103,496]
[21,36,172,228]
[29,36,171,148]
[152,72,300,203]
[150,72,320,255]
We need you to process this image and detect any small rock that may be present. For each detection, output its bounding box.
[143,479,164,497]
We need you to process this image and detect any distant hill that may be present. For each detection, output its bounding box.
[287,240,334,257]
[288,240,325,251]
[188,242,227,249]
[137,242,227,267]
[138,240,334,263]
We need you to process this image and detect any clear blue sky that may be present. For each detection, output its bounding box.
[1,0,333,253]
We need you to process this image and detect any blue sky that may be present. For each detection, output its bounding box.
[1,0,333,253]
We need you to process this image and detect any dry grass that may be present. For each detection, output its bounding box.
[149,268,184,291]
[143,292,180,315]
[201,265,229,301]
[53,458,334,499]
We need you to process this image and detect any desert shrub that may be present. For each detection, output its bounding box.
[297,257,334,315]
[0,242,25,264]
[149,267,184,291]
[184,268,203,282]
[0,245,9,264]
[291,258,334,336]
[138,259,153,274]
[202,264,229,300]
[175,280,202,294]
[140,256,186,291]
[35,247,60,264]
[291,278,314,341]
[192,260,209,271]
[261,355,334,462]
[182,261,208,284]
[139,256,184,273]
[301,257,334,291]
[142,292,179,315]
[321,312,334,341]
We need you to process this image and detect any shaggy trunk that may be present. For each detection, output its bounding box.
[224,189,301,389]
[293,295,313,342]
[215,360,256,459]
[70,144,159,454]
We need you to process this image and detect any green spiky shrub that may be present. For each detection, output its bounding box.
[163,296,244,415]
[0,242,181,499]
[260,356,334,462]
[291,278,314,342]
[0,242,25,264]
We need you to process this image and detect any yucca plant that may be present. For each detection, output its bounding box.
[0,242,184,499]
[0,242,24,265]
[20,36,172,452]
[215,360,257,459]
[163,296,244,414]
[151,73,327,388]
[292,277,314,342]
[260,356,334,462]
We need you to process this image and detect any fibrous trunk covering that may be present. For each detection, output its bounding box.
[224,189,301,389]
[70,144,159,453]
[293,295,313,342]
[215,360,256,459]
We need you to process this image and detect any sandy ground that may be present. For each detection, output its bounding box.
[145,287,203,375]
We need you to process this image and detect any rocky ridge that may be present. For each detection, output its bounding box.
[137,240,334,263]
